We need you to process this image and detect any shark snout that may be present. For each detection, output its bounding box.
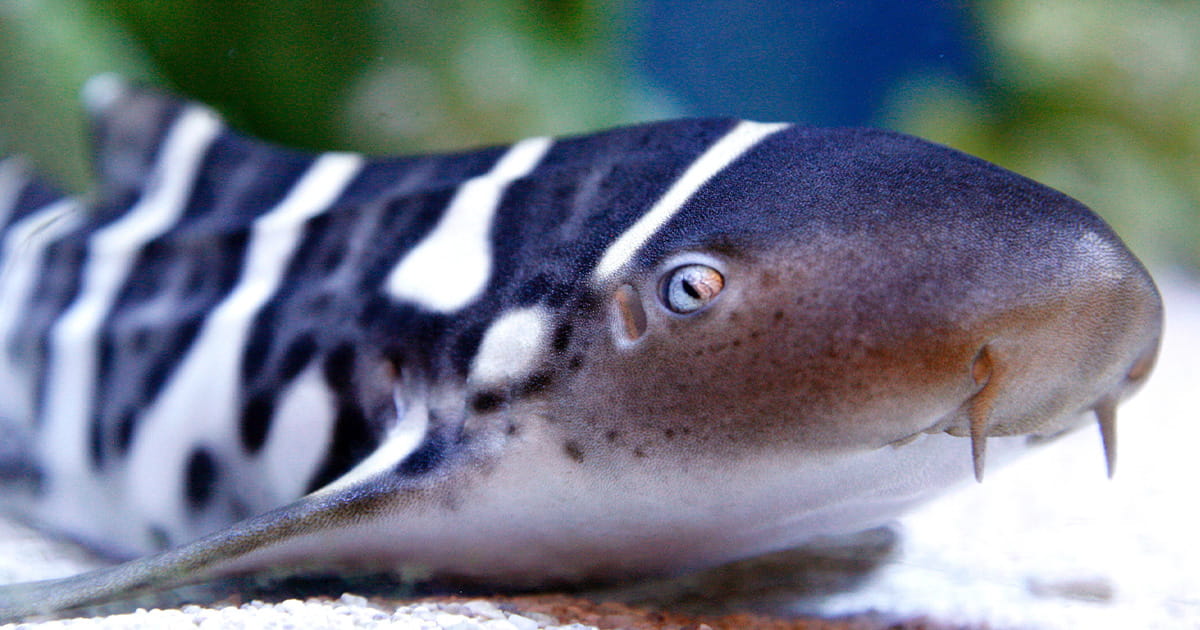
[945,229,1163,480]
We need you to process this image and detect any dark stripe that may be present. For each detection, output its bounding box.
[0,414,44,493]
[16,99,196,430]
[438,119,738,376]
[3,176,64,229]
[238,148,507,476]
[17,235,88,425]
[87,87,183,224]
[304,400,375,493]
[0,175,77,409]
[394,431,449,476]
[235,155,477,389]
[88,128,314,469]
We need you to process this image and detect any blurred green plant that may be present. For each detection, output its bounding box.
[888,0,1200,269]
[0,0,158,190]
[0,0,643,190]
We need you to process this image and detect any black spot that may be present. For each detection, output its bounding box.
[278,333,317,382]
[564,441,585,463]
[240,393,275,455]
[633,447,647,458]
[116,410,136,455]
[506,422,519,436]
[396,433,447,476]
[323,344,356,390]
[241,325,273,382]
[306,292,333,314]
[516,372,553,398]
[0,417,45,493]
[568,354,584,371]
[129,328,152,354]
[184,447,219,510]
[184,264,208,296]
[148,525,171,550]
[551,321,573,353]
[605,429,621,443]
[470,391,505,414]
[88,417,105,469]
[0,460,44,494]
[142,359,172,402]
[664,428,676,440]
[315,240,347,275]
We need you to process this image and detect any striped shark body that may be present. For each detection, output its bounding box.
[0,76,1162,618]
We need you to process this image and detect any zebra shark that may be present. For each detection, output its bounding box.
[0,75,1161,619]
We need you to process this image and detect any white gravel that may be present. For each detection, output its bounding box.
[2,274,1196,629]
[0,595,592,629]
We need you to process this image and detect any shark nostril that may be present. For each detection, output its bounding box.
[613,284,648,344]
[971,345,992,386]
[1125,344,1158,385]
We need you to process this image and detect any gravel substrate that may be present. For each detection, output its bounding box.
[3,595,588,630]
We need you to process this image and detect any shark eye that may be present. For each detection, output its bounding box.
[661,264,724,314]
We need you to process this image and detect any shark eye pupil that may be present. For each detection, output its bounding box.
[662,264,724,314]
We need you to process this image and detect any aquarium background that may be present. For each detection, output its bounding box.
[0,0,1195,269]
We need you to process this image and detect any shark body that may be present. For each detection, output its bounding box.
[0,77,1161,619]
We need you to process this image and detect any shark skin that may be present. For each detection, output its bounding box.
[0,76,1162,620]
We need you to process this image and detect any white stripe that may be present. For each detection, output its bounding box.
[385,136,553,312]
[211,152,364,332]
[124,153,362,533]
[257,363,337,505]
[0,158,29,230]
[592,121,790,284]
[0,200,82,424]
[315,385,429,495]
[37,107,221,518]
